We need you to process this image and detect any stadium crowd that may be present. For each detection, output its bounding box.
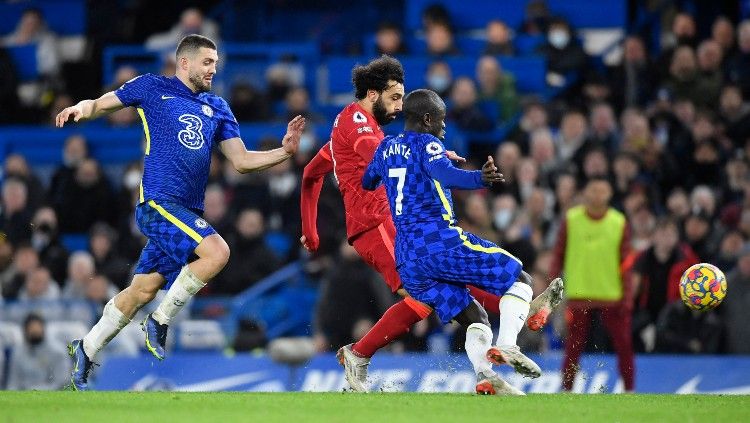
[2,0,750,390]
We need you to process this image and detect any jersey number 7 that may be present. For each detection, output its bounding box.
[388,168,406,215]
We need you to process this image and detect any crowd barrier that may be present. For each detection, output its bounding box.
[94,352,750,394]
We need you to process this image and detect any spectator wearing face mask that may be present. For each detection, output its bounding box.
[535,18,588,87]
[29,207,69,285]
[425,61,453,99]
[6,313,70,390]
[491,194,537,268]
[53,158,116,233]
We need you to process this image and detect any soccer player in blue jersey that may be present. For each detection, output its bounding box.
[55,35,306,390]
[363,89,562,395]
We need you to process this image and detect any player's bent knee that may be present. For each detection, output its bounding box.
[199,235,230,268]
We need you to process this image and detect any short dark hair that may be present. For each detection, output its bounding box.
[175,34,217,59]
[403,89,444,124]
[351,55,404,100]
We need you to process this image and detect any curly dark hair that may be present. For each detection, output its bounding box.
[351,55,404,100]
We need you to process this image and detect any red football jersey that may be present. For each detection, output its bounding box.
[301,102,390,245]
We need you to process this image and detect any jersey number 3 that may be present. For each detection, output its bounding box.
[388,168,406,215]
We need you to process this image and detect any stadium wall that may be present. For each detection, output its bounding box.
[94,353,750,394]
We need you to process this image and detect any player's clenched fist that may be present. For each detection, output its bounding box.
[481,155,505,186]
[300,234,319,252]
[55,105,84,128]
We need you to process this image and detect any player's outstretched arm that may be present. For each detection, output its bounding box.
[55,92,125,127]
[221,115,306,173]
[300,144,334,252]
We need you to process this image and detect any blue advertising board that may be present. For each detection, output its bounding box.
[94,352,750,394]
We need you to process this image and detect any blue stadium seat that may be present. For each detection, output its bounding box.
[61,233,89,252]
[264,231,292,259]
[6,45,38,82]
[0,0,85,36]
[514,34,545,56]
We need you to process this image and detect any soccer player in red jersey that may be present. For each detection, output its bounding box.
[300,56,562,392]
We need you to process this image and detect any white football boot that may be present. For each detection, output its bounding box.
[475,371,525,396]
[337,343,370,392]
[527,277,565,331]
[486,345,542,379]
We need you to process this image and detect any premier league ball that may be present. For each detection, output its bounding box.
[679,263,727,311]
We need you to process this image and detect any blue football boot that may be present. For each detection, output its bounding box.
[68,339,95,391]
[142,313,168,360]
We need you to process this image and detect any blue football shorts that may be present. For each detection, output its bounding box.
[398,231,523,323]
[134,200,216,288]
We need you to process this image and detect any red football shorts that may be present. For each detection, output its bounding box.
[352,219,402,292]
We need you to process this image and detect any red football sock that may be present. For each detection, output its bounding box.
[468,286,500,315]
[352,300,424,358]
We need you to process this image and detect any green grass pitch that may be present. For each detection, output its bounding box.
[1,392,749,423]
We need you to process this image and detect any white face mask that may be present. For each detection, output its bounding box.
[428,74,450,92]
[548,30,570,49]
[123,170,141,190]
[299,133,314,153]
[493,209,514,229]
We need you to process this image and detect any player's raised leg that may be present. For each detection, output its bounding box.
[69,272,165,390]
[146,233,229,359]
[469,277,565,331]
[527,277,565,331]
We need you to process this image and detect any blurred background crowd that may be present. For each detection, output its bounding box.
[1,0,750,390]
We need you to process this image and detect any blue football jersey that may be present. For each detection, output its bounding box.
[363,131,484,265]
[115,74,240,210]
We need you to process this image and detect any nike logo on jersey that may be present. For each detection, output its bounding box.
[161,95,175,100]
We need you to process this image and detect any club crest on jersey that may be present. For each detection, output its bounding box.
[353,111,367,123]
[195,218,208,229]
[426,141,444,155]
[202,105,213,117]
